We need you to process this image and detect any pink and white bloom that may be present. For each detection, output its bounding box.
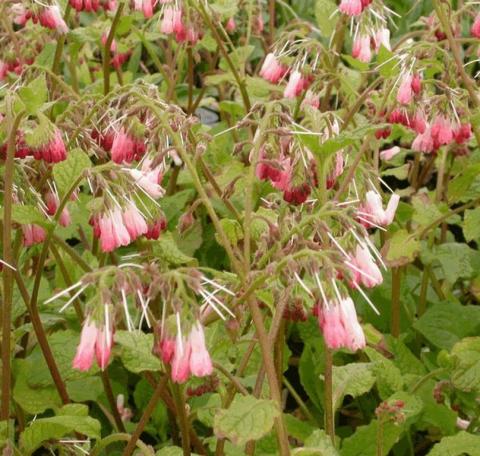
[397,74,413,105]
[171,334,191,383]
[431,115,454,148]
[284,70,304,98]
[339,297,366,350]
[349,244,383,288]
[133,0,156,18]
[189,322,213,377]
[31,129,67,163]
[302,90,320,109]
[122,202,148,240]
[38,5,69,34]
[380,146,401,161]
[339,0,363,16]
[260,53,288,84]
[157,333,176,363]
[161,6,183,35]
[98,209,131,252]
[128,159,164,198]
[225,17,236,33]
[95,326,113,370]
[374,28,391,51]
[318,304,348,350]
[359,191,400,227]
[73,319,98,371]
[412,126,434,153]
[352,35,372,63]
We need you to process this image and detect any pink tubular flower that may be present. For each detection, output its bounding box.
[73,319,98,371]
[70,0,100,12]
[359,191,400,227]
[327,151,344,189]
[122,202,148,240]
[283,182,311,205]
[380,146,401,161]
[431,115,453,148]
[339,0,362,16]
[38,5,69,34]
[339,297,366,351]
[284,70,304,98]
[352,35,372,63]
[412,126,434,153]
[22,224,46,247]
[133,0,155,18]
[99,209,131,252]
[259,53,288,84]
[349,244,383,288]
[411,73,422,95]
[189,322,213,377]
[10,4,30,26]
[161,6,183,35]
[472,14,480,38]
[374,28,391,51]
[110,128,135,163]
[318,304,348,350]
[397,74,413,105]
[171,334,191,383]
[95,326,113,369]
[45,191,71,227]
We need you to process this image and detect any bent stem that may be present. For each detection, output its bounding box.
[324,347,335,443]
[1,105,24,421]
[391,267,401,338]
[171,383,191,456]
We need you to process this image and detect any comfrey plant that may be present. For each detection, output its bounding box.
[1,0,480,455]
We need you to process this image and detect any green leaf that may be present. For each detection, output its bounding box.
[214,395,280,446]
[66,376,103,402]
[365,348,404,400]
[448,164,480,203]
[293,430,339,455]
[152,232,196,266]
[53,148,91,196]
[284,414,316,443]
[20,414,100,454]
[115,330,162,373]
[11,204,48,227]
[382,229,419,267]
[414,302,480,350]
[315,0,338,37]
[217,219,243,245]
[463,208,480,242]
[18,76,48,115]
[450,337,480,392]
[376,46,398,78]
[332,363,376,411]
[13,360,61,415]
[428,432,480,455]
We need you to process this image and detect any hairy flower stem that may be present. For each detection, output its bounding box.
[51,4,71,75]
[90,433,154,456]
[391,267,402,338]
[195,1,252,112]
[171,383,191,456]
[122,376,168,456]
[324,347,335,443]
[103,2,125,96]
[1,105,24,421]
[268,0,276,45]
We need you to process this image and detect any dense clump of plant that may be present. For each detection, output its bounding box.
[1,0,480,454]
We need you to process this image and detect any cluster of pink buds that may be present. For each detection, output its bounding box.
[132,0,157,18]
[37,5,69,34]
[351,27,391,63]
[26,126,67,163]
[69,0,117,12]
[101,35,132,70]
[73,317,114,371]
[160,3,198,44]
[339,0,372,17]
[90,203,153,252]
[110,127,146,164]
[157,321,213,383]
